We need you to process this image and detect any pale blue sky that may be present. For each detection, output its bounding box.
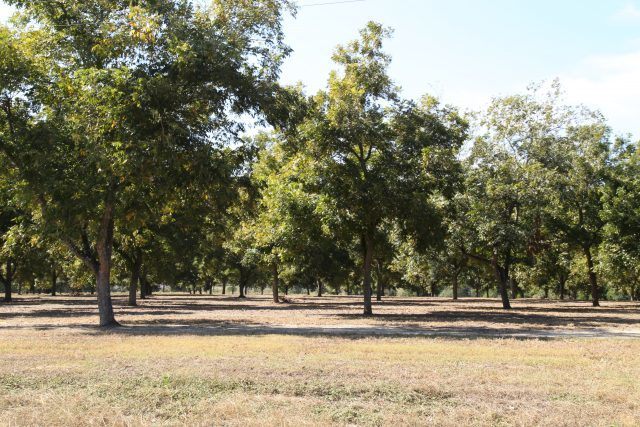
[2,1,639,136]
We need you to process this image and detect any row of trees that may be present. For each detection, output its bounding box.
[1,1,638,326]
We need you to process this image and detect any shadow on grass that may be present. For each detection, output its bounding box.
[334,310,640,327]
[2,295,639,340]
[81,322,640,340]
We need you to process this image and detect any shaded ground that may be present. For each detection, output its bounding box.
[1,294,639,339]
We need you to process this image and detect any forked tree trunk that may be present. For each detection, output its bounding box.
[362,234,374,316]
[272,262,280,303]
[95,204,118,327]
[584,246,600,307]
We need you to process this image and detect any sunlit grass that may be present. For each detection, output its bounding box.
[1,332,639,426]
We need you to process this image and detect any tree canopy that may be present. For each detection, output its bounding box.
[0,10,638,326]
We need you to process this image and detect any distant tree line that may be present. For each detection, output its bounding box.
[0,1,638,325]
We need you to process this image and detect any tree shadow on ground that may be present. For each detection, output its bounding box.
[84,322,640,340]
[3,296,639,339]
[335,310,640,327]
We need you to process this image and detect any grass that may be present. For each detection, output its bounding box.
[1,294,639,426]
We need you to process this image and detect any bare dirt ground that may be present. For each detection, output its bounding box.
[1,294,640,426]
[1,293,639,338]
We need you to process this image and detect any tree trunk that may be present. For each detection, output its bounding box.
[497,272,511,309]
[272,262,280,303]
[128,252,141,307]
[452,272,459,300]
[317,279,323,297]
[222,277,227,295]
[362,234,374,316]
[559,275,566,300]
[140,274,147,299]
[238,282,245,298]
[238,275,246,298]
[30,277,36,294]
[375,262,384,302]
[3,282,10,302]
[492,259,511,309]
[51,270,57,296]
[2,260,13,302]
[584,246,600,307]
[95,204,118,327]
[238,267,247,298]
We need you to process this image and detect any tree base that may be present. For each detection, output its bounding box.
[99,320,122,329]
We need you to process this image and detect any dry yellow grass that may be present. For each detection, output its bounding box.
[1,294,639,426]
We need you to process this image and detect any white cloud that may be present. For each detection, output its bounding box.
[612,2,640,23]
[562,50,640,137]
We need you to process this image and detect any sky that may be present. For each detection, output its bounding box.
[1,0,639,137]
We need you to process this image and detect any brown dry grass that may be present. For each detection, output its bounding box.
[1,294,639,426]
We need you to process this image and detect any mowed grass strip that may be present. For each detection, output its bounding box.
[0,334,638,426]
